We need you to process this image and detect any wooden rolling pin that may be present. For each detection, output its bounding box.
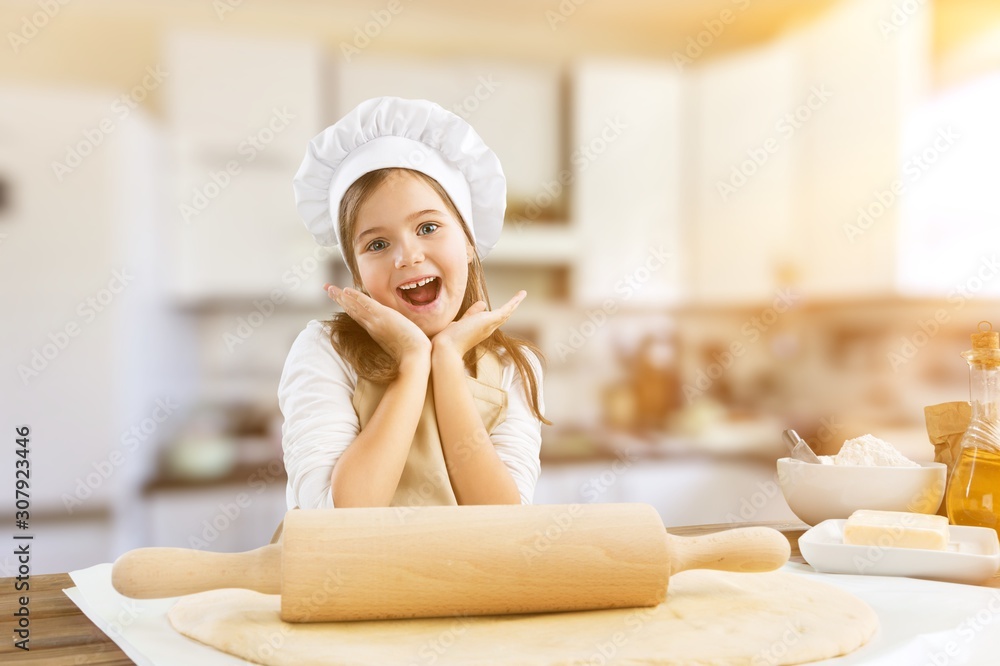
[112,503,789,622]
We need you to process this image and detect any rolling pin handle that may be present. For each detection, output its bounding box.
[667,526,791,575]
[111,544,282,599]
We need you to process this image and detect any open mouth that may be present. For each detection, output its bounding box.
[396,276,442,309]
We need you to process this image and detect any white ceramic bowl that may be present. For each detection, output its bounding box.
[776,457,947,526]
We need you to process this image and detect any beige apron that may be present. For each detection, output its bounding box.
[269,349,508,544]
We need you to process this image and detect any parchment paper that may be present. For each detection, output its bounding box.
[66,562,1000,665]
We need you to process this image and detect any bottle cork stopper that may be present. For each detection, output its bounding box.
[971,321,999,350]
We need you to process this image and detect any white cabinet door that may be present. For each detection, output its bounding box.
[689,42,797,305]
[897,77,1000,297]
[169,166,330,304]
[689,0,928,304]
[571,60,682,307]
[787,0,928,298]
[164,31,324,166]
[533,461,630,506]
[163,31,329,303]
[617,458,797,527]
[534,458,798,527]
[334,57,562,214]
[147,484,287,552]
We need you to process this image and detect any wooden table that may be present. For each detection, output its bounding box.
[0,521,808,665]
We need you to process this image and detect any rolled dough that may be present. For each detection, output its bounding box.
[168,570,877,665]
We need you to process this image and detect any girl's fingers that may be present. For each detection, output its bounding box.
[324,284,373,311]
[493,291,526,326]
[331,287,369,324]
[501,290,526,316]
[332,288,370,313]
[346,288,384,313]
[463,301,488,317]
[476,292,523,333]
[473,292,524,328]
[342,288,365,310]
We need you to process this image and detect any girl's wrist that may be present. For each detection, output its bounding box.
[398,349,432,378]
[430,338,464,363]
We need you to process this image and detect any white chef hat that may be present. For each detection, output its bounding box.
[292,96,506,262]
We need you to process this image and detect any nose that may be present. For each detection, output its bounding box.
[393,237,424,269]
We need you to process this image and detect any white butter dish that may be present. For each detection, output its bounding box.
[799,519,1000,585]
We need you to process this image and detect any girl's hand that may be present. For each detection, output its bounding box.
[324,284,431,367]
[431,290,526,358]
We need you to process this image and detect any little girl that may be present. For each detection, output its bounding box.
[278,97,551,511]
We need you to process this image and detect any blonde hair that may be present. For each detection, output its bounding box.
[321,168,551,426]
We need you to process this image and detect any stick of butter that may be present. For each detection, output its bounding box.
[843,510,950,551]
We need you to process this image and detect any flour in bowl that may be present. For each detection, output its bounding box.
[819,434,919,467]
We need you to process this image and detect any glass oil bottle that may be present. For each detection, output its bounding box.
[946,321,1000,535]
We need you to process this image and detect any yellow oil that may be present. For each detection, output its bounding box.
[947,446,1000,536]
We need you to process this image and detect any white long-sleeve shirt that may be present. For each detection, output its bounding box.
[277,319,545,510]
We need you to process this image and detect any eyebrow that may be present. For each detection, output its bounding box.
[354,209,446,245]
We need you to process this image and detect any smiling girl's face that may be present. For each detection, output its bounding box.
[351,170,475,338]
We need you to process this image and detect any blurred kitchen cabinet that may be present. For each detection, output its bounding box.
[28,516,115,575]
[1,86,193,513]
[533,461,629,506]
[622,457,799,526]
[689,0,928,304]
[163,31,324,166]
[535,457,797,527]
[897,76,1000,297]
[146,483,286,552]
[689,42,797,305]
[786,0,928,299]
[570,60,683,307]
[333,56,563,219]
[168,166,329,305]
[162,31,331,305]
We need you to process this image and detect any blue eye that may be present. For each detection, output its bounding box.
[366,239,387,252]
[418,223,438,235]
